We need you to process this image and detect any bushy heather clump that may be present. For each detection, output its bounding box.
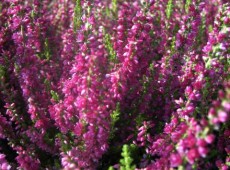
[0,0,229,169]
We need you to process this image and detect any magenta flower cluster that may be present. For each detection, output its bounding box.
[0,0,229,169]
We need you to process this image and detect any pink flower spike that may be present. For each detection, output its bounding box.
[170,153,182,167]
[205,134,215,144]
[218,110,228,123]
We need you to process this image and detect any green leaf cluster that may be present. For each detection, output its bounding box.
[185,0,192,13]
[166,0,173,19]
[120,144,136,170]
[50,90,60,102]
[109,103,120,140]
[104,33,117,63]
[73,0,82,32]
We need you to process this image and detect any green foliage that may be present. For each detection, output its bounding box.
[54,159,62,169]
[36,38,51,60]
[170,36,176,53]
[109,103,120,140]
[0,3,2,16]
[205,42,229,75]
[73,0,82,32]
[44,78,51,91]
[166,0,173,19]
[226,159,230,166]
[135,114,146,127]
[31,10,35,19]
[104,0,118,18]
[104,33,117,63]
[105,7,111,17]
[204,58,212,69]
[0,65,6,78]
[112,0,118,18]
[195,15,206,48]
[120,144,136,170]
[43,127,59,147]
[44,38,51,60]
[108,166,114,170]
[185,0,192,13]
[178,165,185,170]
[50,90,59,102]
[58,132,79,153]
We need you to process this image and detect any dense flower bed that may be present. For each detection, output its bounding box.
[0,0,229,169]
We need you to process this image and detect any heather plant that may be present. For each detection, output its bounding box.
[0,0,229,170]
